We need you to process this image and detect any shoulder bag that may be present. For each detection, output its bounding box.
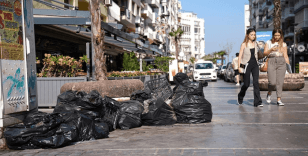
[256,42,265,60]
[260,57,268,72]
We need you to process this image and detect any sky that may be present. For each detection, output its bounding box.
[180,0,249,62]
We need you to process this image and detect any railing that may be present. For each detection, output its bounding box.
[261,1,267,10]
[295,0,308,11]
[297,20,308,29]
[284,7,294,19]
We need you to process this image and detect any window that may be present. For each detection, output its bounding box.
[132,2,135,14]
[195,63,214,69]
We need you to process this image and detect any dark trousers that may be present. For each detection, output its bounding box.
[238,63,262,106]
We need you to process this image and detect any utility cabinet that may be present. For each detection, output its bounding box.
[0,0,37,127]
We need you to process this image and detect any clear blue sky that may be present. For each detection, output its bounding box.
[180,0,249,62]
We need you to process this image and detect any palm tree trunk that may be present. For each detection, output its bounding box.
[90,0,107,80]
[273,0,281,29]
[175,37,179,61]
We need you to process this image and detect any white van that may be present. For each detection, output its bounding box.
[193,60,217,81]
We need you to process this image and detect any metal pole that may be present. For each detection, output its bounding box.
[293,30,296,73]
[86,42,90,81]
[140,54,142,72]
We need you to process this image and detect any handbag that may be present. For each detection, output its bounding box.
[260,57,268,72]
[256,42,265,60]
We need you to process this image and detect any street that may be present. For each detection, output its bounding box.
[1,79,308,156]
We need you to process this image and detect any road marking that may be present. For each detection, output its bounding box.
[101,148,308,150]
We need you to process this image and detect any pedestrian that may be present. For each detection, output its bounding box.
[263,29,290,106]
[237,28,263,107]
[232,53,240,86]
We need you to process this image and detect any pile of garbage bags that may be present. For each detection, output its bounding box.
[4,73,212,149]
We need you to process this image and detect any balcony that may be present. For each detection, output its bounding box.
[256,21,263,29]
[296,20,308,29]
[256,8,263,15]
[284,7,294,21]
[144,26,154,39]
[108,0,120,21]
[261,1,269,11]
[262,15,272,24]
[295,0,308,12]
[141,3,153,21]
[120,8,136,28]
[284,26,294,38]
[147,12,157,26]
[268,4,274,15]
[178,1,182,10]
[135,15,144,26]
[135,27,144,35]
[144,0,159,8]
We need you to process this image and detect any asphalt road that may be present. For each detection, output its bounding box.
[1,79,308,156]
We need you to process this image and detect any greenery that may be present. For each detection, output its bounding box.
[122,52,140,71]
[296,63,299,73]
[106,71,160,77]
[169,27,184,60]
[122,52,153,71]
[154,56,174,72]
[37,54,88,77]
[190,57,196,64]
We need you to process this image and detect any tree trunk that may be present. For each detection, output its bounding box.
[175,37,179,61]
[273,0,281,29]
[90,0,107,81]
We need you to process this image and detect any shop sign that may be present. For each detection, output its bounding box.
[299,62,308,77]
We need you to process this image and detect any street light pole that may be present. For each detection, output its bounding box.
[293,31,296,73]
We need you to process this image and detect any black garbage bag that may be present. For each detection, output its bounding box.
[171,84,212,124]
[117,100,144,130]
[23,111,48,127]
[142,98,177,125]
[130,90,152,104]
[174,73,190,86]
[4,111,109,150]
[102,96,121,131]
[54,90,105,120]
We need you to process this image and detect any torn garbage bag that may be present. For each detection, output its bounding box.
[130,90,152,103]
[172,82,212,124]
[4,111,109,150]
[142,98,177,125]
[117,100,144,130]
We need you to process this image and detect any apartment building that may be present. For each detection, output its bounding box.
[248,0,308,67]
[179,12,205,61]
[245,5,250,34]
[32,0,182,73]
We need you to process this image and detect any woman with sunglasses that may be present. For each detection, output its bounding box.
[237,28,263,107]
[264,29,290,106]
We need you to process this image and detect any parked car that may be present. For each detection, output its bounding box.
[224,62,235,82]
[219,65,227,79]
[193,60,217,82]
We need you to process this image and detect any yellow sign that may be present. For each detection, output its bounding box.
[0,0,24,60]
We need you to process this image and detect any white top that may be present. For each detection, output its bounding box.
[266,40,287,57]
[232,57,239,70]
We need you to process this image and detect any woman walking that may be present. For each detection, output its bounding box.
[264,29,290,106]
[237,28,263,107]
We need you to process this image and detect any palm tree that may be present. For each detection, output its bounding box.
[273,0,281,29]
[90,0,107,80]
[217,50,227,65]
[169,27,184,60]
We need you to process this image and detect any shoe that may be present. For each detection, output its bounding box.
[266,94,271,104]
[237,98,243,105]
[236,83,240,86]
[254,104,263,107]
[277,101,284,106]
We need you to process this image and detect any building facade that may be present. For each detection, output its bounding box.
[248,0,308,70]
[179,12,205,61]
[245,4,250,33]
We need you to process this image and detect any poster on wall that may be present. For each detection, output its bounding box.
[0,0,24,60]
[299,62,308,77]
[256,30,273,54]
